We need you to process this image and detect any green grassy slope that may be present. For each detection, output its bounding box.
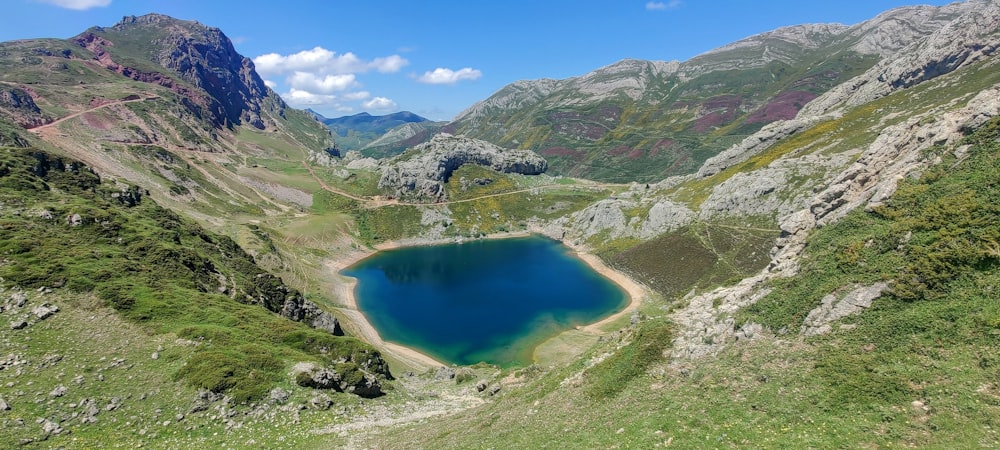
[0,146,398,446]
[351,109,1000,450]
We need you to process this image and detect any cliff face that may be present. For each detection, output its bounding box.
[74,14,278,129]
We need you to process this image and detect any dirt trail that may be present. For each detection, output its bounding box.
[28,95,159,132]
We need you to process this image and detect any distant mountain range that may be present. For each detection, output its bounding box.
[311,110,443,156]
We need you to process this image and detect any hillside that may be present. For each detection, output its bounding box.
[0,2,999,447]
[443,2,975,182]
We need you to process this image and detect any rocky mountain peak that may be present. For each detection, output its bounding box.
[75,13,277,130]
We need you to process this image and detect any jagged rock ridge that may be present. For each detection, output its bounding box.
[378,134,547,201]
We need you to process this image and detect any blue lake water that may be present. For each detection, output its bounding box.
[342,235,628,367]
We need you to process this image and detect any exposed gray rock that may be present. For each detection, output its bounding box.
[280,298,343,336]
[434,366,456,381]
[378,133,546,201]
[570,197,693,240]
[637,200,696,239]
[802,283,889,335]
[293,363,384,398]
[41,419,62,436]
[0,396,10,411]
[571,199,629,239]
[801,1,1000,117]
[268,387,290,404]
[10,291,27,308]
[49,385,67,397]
[699,152,853,220]
[696,119,811,178]
[31,303,58,320]
[310,393,333,410]
[669,80,1000,363]
[66,213,83,227]
[10,319,28,330]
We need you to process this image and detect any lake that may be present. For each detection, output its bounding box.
[342,235,628,367]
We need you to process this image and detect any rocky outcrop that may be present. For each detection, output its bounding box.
[74,14,278,130]
[569,194,694,240]
[378,133,547,201]
[698,152,852,220]
[801,1,1000,117]
[293,363,384,398]
[669,82,1000,362]
[0,87,51,129]
[696,119,812,178]
[802,283,889,336]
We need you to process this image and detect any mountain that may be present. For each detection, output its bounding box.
[444,2,975,183]
[319,110,441,155]
[2,2,1000,447]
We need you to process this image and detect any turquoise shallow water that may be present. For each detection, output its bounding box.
[342,235,628,367]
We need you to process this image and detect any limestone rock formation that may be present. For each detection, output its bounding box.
[802,283,889,336]
[800,1,999,117]
[378,133,547,201]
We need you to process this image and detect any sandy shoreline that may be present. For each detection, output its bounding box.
[327,232,646,371]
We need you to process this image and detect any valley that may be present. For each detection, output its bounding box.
[0,2,999,448]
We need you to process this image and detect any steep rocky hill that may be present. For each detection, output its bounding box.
[444,1,976,183]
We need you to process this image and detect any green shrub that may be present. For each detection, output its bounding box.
[585,319,672,399]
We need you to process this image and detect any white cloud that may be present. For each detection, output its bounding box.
[342,91,371,101]
[371,55,409,73]
[417,67,483,85]
[362,97,398,111]
[253,47,408,77]
[263,79,277,89]
[646,0,681,11]
[256,46,411,115]
[37,0,110,9]
[288,72,358,94]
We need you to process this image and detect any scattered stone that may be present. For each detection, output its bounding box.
[454,367,475,384]
[105,397,123,411]
[150,352,159,360]
[434,366,456,381]
[0,396,10,411]
[475,381,488,393]
[309,394,332,410]
[31,303,59,320]
[10,291,27,307]
[488,384,501,396]
[41,419,62,435]
[10,319,28,330]
[49,386,67,397]
[268,388,290,404]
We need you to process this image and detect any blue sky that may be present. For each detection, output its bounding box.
[6,0,956,121]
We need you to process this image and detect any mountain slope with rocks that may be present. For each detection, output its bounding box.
[2,2,1000,448]
[443,1,976,183]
